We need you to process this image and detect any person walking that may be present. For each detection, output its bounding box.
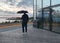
[21,13,29,33]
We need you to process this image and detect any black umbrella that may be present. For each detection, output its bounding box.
[17,10,28,14]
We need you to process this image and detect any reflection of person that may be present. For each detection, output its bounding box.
[21,13,29,33]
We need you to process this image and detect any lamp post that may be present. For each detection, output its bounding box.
[49,0,53,31]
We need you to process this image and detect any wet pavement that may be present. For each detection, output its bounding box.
[0,24,60,43]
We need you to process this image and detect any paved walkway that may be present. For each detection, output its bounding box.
[0,25,60,43]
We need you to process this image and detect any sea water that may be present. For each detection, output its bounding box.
[0,18,15,23]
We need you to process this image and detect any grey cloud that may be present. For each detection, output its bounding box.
[1,0,33,7]
[0,0,33,14]
[6,0,17,5]
[3,0,20,6]
[17,0,33,7]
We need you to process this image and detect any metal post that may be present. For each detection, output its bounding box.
[33,0,34,20]
[33,0,35,27]
[36,0,37,19]
[41,0,44,28]
[49,0,53,31]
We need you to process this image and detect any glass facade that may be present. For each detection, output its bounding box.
[33,0,60,33]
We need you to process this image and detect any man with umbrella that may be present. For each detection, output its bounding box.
[17,10,29,33]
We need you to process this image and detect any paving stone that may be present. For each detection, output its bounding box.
[0,25,60,43]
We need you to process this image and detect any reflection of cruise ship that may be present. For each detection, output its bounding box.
[33,8,60,28]
[37,8,60,22]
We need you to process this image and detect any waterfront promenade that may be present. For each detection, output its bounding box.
[0,24,60,43]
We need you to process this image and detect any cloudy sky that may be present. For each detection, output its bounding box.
[0,0,33,18]
[0,0,33,12]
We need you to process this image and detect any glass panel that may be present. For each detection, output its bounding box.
[37,0,41,19]
[43,0,50,7]
[52,7,60,33]
[37,0,41,8]
[43,9,50,30]
[52,0,60,5]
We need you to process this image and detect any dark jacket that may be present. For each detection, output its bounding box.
[21,14,29,24]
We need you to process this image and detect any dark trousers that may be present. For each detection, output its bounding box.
[22,23,27,32]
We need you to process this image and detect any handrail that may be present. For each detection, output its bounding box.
[43,4,60,9]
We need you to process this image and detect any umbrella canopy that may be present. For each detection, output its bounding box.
[17,10,28,14]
